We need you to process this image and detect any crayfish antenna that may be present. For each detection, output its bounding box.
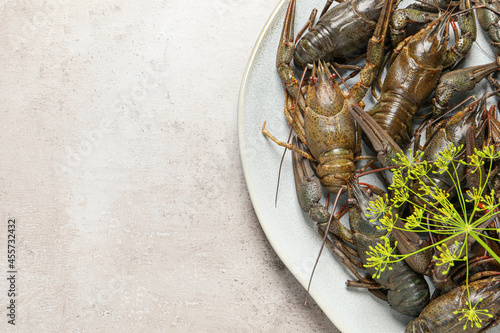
[272,67,309,208]
[305,187,344,305]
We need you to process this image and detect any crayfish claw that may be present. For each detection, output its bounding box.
[349,103,403,168]
[292,137,322,214]
[277,0,296,69]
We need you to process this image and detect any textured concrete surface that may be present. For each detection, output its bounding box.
[0,0,340,332]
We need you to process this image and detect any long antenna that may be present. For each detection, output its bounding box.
[305,187,344,305]
[275,67,309,207]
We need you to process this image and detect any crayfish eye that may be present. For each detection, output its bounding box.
[329,74,336,81]
[347,198,357,205]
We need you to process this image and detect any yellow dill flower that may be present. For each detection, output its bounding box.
[475,145,500,160]
[391,187,409,208]
[364,237,398,279]
[388,169,406,190]
[367,194,390,223]
[454,299,493,330]
[466,187,482,204]
[433,143,463,174]
[393,150,422,168]
[431,187,449,204]
[408,161,430,180]
[463,153,483,173]
[377,211,397,233]
[404,206,424,230]
[479,190,498,213]
[433,241,461,274]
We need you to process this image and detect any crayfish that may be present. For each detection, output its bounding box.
[261,0,500,331]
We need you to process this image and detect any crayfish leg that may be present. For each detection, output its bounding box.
[317,228,372,283]
[349,0,393,102]
[294,8,317,44]
[346,280,384,290]
[262,122,313,160]
[283,91,307,145]
[392,220,433,275]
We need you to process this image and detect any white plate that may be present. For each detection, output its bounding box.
[238,1,498,332]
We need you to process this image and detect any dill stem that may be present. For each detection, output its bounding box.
[469,231,500,264]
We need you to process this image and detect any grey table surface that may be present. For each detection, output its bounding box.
[0,0,340,331]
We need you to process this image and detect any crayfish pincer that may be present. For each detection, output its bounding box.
[293,0,386,68]
[349,182,430,317]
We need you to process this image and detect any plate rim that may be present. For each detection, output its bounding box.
[237,1,356,331]
[237,1,429,332]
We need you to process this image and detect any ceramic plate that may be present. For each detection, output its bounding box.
[238,1,498,332]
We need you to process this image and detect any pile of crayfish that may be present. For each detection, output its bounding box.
[262,0,500,331]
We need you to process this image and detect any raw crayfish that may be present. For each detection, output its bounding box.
[261,0,500,331]
[263,0,433,317]
[263,0,400,194]
[293,0,387,68]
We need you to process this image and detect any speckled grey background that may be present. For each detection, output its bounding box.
[0,0,340,331]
